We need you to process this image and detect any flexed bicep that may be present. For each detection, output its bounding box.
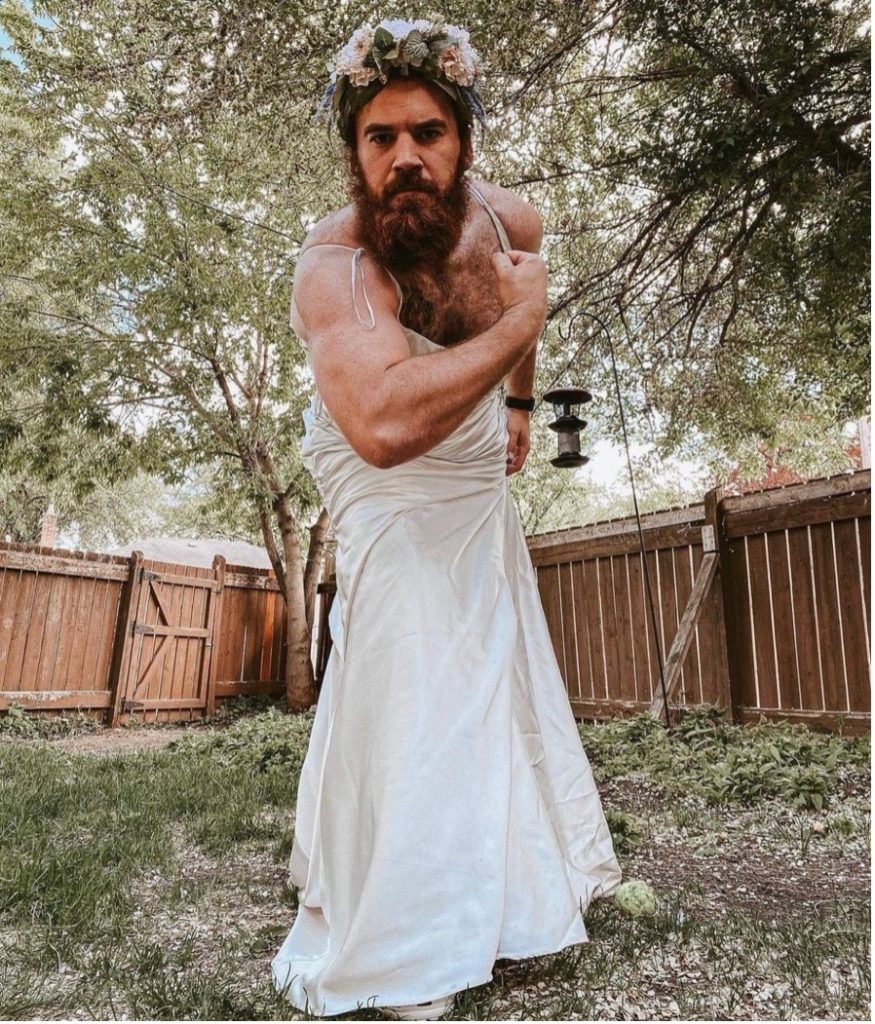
[293,245,411,466]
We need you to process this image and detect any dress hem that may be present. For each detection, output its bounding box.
[272,933,592,1018]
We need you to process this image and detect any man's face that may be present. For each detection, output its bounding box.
[348,77,473,269]
[353,77,472,203]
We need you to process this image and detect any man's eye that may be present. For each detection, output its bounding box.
[371,134,392,145]
[419,129,440,140]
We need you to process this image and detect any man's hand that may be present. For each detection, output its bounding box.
[492,249,547,342]
[504,407,531,476]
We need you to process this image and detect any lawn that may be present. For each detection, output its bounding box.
[0,700,869,1021]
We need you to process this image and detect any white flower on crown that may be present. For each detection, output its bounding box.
[377,17,415,38]
[332,23,376,82]
[442,23,480,85]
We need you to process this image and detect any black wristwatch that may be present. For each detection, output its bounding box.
[505,394,535,412]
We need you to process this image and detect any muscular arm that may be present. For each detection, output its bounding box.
[294,244,545,469]
[497,192,544,399]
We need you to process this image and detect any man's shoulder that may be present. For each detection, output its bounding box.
[292,204,397,318]
[469,178,543,252]
[299,204,361,254]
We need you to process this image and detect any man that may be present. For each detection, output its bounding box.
[291,36,545,476]
[272,17,622,1022]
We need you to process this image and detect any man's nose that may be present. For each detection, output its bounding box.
[391,135,423,172]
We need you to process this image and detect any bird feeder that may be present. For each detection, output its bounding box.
[543,385,592,468]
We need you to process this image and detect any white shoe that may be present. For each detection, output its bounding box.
[380,993,455,1020]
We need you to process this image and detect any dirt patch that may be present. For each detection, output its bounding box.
[47,727,195,756]
[622,821,871,920]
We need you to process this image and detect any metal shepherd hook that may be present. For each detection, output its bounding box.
[532,309,674,730]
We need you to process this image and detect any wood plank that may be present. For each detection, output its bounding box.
[140,569,219,590]
[689,547,719,706]
[598,556,623,703]
[570,561,595,701]
[654,547,675,703]
[0,690,112,710]
[623,550,648,704]
[122,697,206,711]
[786,525,825,713]
[34,570,66,692]
[859,517,871,629]
[20,570,52,690]
[92,578,121,694]
[685,545,706,704]
[610,555,637,704]
[162,567,187,710]
[639,549,663,703]
[52,576,84,695]
[108,554,143,727]
[0,548,128,581]
[271,590,285,685]
[832,518,870,713]
[734,704,870,735]
[223,571,282,592]
[527,503,705,553]
[535,564,566,685]
[216,679,285,698]
[722,470,870,514]
[528,522,705,565]
[672,545,698,703]
[0,565,26,691]
[568,695,701,722]
[726,533,758,710]
[558,562,581,703]
[766,531,804,710]
[204,556,226,717]
[260,587,276,685]
[746,533,780,710]
[133,624,210,639]
[725,489,869,536]
[809,521,850,713]
[651,553,718,720]
[582,558,610,701]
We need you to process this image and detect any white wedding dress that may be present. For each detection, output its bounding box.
[271,187,622,1018]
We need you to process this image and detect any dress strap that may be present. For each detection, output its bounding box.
[294,243,405,331]
[468,183,512,254]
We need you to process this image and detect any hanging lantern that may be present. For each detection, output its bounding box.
[542,385,592,468]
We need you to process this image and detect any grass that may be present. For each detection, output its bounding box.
[0,703,869,1020]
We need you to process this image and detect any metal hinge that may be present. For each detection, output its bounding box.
[141,569,160,582]
[132,622,154,635]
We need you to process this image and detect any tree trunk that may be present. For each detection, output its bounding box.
[304,506,332,633]
[275,494,318,711]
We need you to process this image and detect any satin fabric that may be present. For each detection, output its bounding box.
[270,326,622,1017]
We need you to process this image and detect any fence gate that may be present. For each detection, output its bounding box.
[109,554,226,724]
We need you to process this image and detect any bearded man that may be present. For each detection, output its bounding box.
[271,17,622,1021]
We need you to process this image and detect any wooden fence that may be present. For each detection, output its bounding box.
[528,472,870,733]
[1,470,870,731]
[0,543,286,723]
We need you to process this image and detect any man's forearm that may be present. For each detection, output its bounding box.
[503,342,537,398]
[373,313,538,467]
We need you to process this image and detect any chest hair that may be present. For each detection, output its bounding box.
[393,212,507,347]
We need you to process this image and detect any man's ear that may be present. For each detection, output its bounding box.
[461,136,474,171]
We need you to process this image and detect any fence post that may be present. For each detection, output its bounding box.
[704,487,739,724]
[203,554,226,718]
[106,550,144,727]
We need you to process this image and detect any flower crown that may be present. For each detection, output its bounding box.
[319,16,486,142]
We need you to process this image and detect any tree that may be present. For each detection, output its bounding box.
[0,0,867,713]
[475,0,869,460]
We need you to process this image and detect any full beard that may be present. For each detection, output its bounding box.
[348,154,470,274]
